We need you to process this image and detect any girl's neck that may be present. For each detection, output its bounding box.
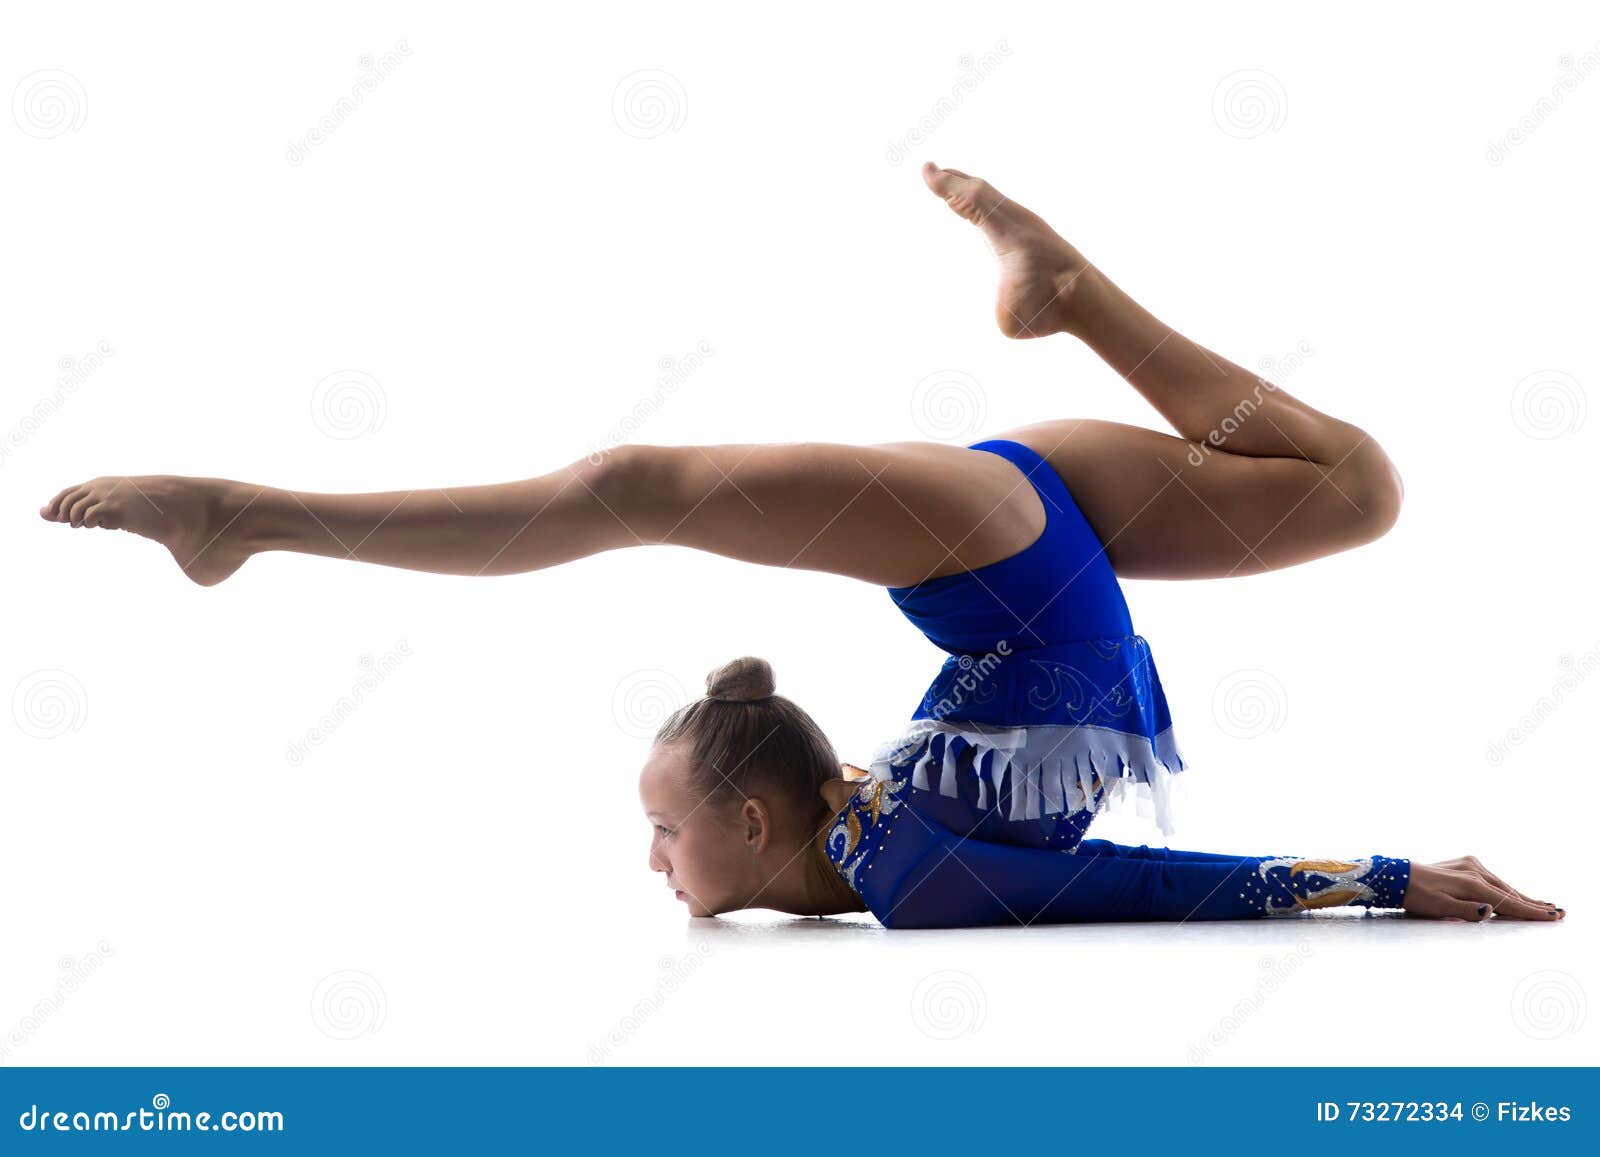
[795,783,868,916]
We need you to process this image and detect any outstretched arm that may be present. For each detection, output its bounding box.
[875,834,1562,929]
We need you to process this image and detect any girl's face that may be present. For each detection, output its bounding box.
[638,743,755,917]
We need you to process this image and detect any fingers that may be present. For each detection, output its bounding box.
[1480,868,1556,912]
[1440,870,1563,921]
[1472,861,1557,911]
[1449,856,1560,912]
[1436,897,1494,922]
[1475,883,1562,921]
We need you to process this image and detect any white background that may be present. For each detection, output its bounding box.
[2,1,1595,1067]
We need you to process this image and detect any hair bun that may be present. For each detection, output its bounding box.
[705,656,776,702]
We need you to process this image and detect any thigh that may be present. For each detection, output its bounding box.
[626,440,1047,588]
[990,418,1394,579]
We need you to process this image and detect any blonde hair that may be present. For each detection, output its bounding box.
[653,656,839,828]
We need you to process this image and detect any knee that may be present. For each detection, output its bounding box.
[1346,443,1405,543]
[582,442,677,542]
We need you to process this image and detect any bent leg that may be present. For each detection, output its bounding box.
[995,417,1403,580]
[922,164,1404,580]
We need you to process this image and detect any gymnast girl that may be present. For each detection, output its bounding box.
[41,163,1563,929]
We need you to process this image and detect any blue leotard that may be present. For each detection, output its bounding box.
[818,438,1410,927]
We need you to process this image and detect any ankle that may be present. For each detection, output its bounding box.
[1057,264,1107,339]
[224,482,291,553]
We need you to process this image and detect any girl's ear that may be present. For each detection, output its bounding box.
[841,762,870,781]
[739,796,773,851]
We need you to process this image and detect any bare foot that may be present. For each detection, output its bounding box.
[39,475,259,587]
[921,162,1095,339]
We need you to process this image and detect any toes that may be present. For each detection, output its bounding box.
[54,487,87,523]
[921,162,976,197]
[66,491,97,527]
[41,485,78,521]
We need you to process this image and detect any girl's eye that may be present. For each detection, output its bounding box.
[655,824,673,838]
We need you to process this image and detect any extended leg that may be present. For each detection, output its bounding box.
[923,163,1403,579]
[38,439,1053,589]
[37,459,634,585]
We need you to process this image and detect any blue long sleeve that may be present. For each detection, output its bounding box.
[827,754,1411,929]
[869,829,1410,929]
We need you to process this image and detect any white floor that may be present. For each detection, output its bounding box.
[571,906,1592,1067]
